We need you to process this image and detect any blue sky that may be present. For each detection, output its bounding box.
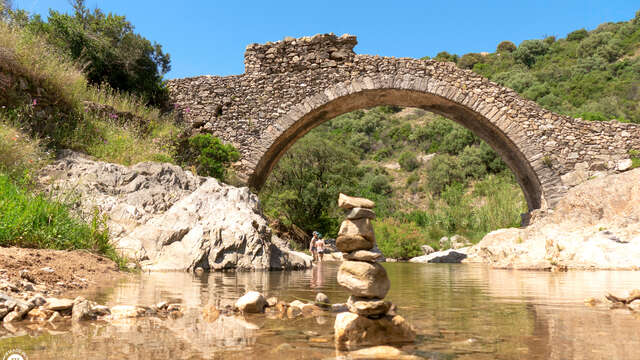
[13,1,639,79]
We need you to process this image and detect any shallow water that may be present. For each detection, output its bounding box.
[2,262,640,359]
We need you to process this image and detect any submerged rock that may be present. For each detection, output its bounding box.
[235,291,267,313]
[334,312,416,350]
[41,151,312,272]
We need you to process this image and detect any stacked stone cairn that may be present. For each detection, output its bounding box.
[334,193,416,350]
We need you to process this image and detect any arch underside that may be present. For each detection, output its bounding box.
[250,88,544,211]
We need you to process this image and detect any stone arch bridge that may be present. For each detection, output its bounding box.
[167,34,639,211]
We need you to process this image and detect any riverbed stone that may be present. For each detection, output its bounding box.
[338,218,375,242]
[235,291,267,313]
[334,312,416,350]
[72,300,95,322]
[337,261,390,298]
[336,235,374,253]
[338,193,375,210]
[26,308,54,322]
[343,250,383,262]
[346,296,391,316]
[315,293,330,307]
[345,345,422,360]
[109,305,146,319]
[346,207,376,220]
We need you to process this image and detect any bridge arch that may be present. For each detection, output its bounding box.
[167,34,640,213]
[248,74,555,211]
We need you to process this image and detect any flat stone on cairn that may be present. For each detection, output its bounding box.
[334,193,415,349]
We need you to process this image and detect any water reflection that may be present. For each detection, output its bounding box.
[2,263,640,359]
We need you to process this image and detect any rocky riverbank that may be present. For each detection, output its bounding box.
[465,168,640,270]
[40,151,311,272]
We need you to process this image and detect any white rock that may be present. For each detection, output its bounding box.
[235,291,267,313]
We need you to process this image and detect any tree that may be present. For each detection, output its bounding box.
[20,1,171,106]
[567,29,588,41]
[260,132,362,237]
[497,41,516,53]
[513,40,549,67]
[458,53,484,69]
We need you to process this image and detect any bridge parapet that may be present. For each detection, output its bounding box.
[244,33,357,74]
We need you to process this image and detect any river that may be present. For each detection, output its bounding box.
[2,262,640,359]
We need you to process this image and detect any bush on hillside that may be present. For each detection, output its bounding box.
[513,40,549,67]
[182,134,239,180]
[497,41,517,53]
[567,29,588,41]
[398,151,420,171]
[374,218,427,259]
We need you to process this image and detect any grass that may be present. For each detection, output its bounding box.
[0,173,127,268]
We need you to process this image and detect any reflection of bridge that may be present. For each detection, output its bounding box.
[167,34,640,211]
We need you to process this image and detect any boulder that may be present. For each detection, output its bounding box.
[45,298,74,311]
[346,207,376,220]
[26,308,54,321]
[409,248,469,263]
[334,312,415,350]
[337,261,390,298]
[338,193,375,210]
[235,291,267,313]
[421,245,435,255]
[339,218,375,242]
[40,152,311,272]
[466,168,640,270]
[336,235,374,253]
[346,296,391,316]
[343,250,383,262]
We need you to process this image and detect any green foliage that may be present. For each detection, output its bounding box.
[398,151,420,171]
[374,218,428,259]
[513,39,549,67]
[630,149,640,169]
[10,0,170,106]
[0,173,126,268]
[458,53,484,69]
[461,13,640,123]
[182,134,239,180]
[260,132,364,238]
[434,51,458,63]
[440,127,476,155]
[497,41,517,53]
[567,28,589,41]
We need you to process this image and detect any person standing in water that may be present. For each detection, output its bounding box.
[315,234,325,262]
[310,231,319,262]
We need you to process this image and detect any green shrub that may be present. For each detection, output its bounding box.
[513,40,549,67]
[440,127,476,155]
[458,53,484,69]
[497,41,517,53]
[398,151,420,171]
[567,29,588,41]
[184,134,239,180]
[374,218,427,259]
[459,145,487,179]
[426,154,464,194]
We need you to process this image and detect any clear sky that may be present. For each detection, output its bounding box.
[12,0,639,79]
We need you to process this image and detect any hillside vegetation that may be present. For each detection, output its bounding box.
[261,11,640,258]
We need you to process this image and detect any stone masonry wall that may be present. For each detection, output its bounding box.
[167,34,640,210]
